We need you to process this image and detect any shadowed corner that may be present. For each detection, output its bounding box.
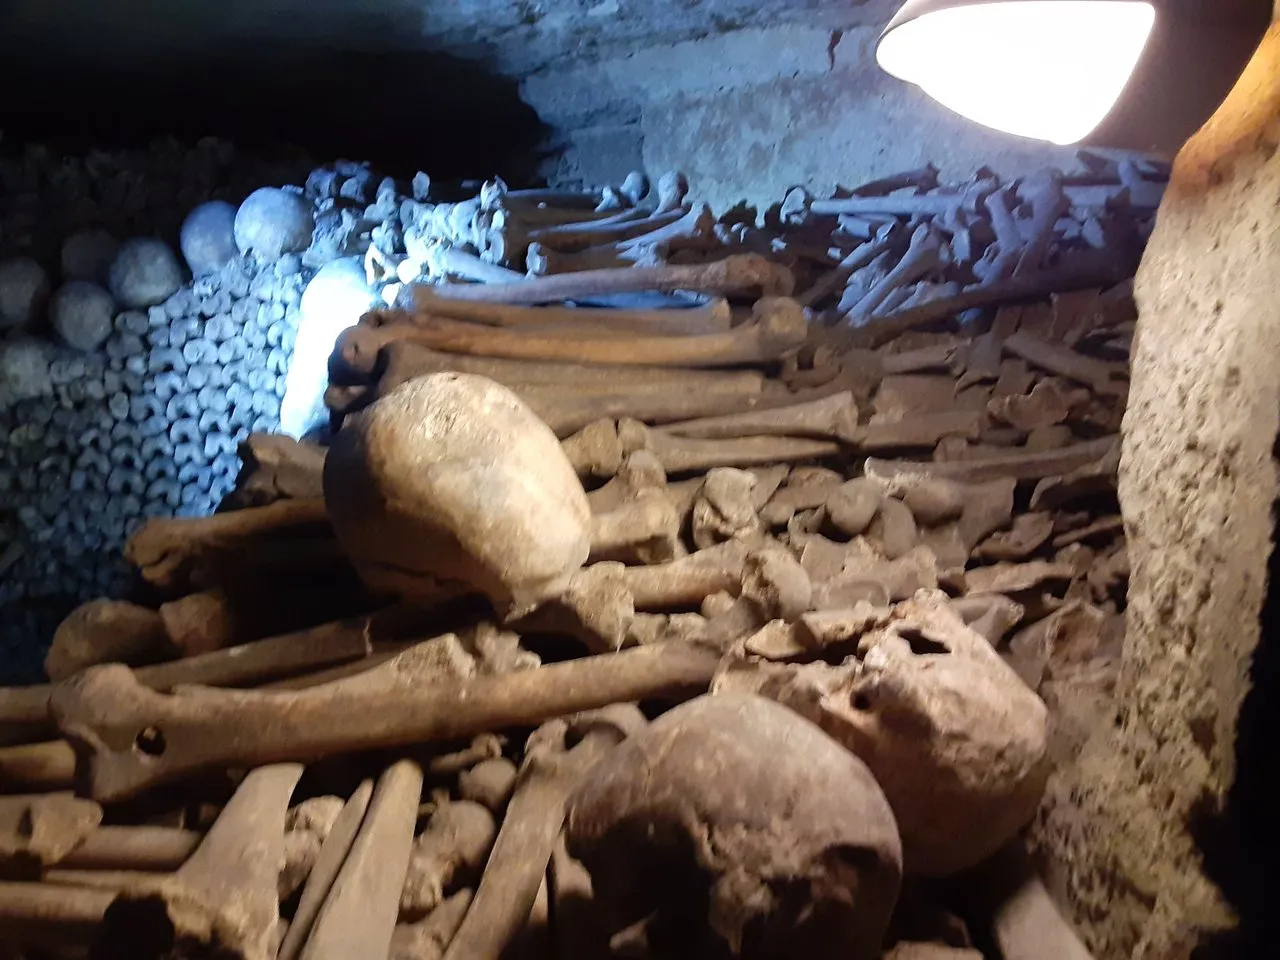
[1189,482,1280,960]
[0,44,548,185]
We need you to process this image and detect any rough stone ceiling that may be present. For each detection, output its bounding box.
[0,0,892,75]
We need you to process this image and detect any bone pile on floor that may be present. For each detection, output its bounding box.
[0,158,1150,960]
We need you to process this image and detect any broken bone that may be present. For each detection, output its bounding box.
[442,705,645,960]
[400,799,496,920]
[92,762,303,960]
[50,642,721,802]
[0,793,103,875]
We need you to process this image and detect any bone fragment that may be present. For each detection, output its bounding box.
[626,421,840,474]
[966,561,1075,595]
[865,437,1117,484]
[0,880,114,947]
[235,433,327,504]
[409,287,733,335]
[59,825,202,871]
[525,206,687,250]
[277,781,375,960]
[51,643,720,802]
[425,254,793,305]
[125,498,329,588]
[0,794,102,873]
[390,889,474,960]
[589,490,683,565]
[1002,331,1127,395]
[848,224,947,320]
[442,706,645,960]
[298,761,422,960]
[458,758,519,814]
[0,740,77,792]
[658,391,859,443]
[93,762,303,960]
[423,735,506,779]
[855,410,985,451]
[811,181,994,218]
[621,540,751,610]
[352,296,807,368]
[762,467,846,527]
[974,512,1056,561]
[967,843,1096,960]
[400,799,496,920]
[45,599,169,682]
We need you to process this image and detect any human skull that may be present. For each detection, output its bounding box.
[324,373,592,617]
[566,693,902,960]
[716,590,1050,876]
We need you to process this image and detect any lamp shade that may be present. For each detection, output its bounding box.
[877,0,1156,145]
[876,0,1270,153]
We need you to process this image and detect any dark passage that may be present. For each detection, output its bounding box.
[0,47,545,184]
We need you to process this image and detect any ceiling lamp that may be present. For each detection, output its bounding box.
[876,0,1270,152]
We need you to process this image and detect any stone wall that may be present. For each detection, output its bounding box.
[522,22,1080,213]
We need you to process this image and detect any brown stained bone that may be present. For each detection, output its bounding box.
[295,761,422,960]
[408,287,733,335]
[692,469,766,549]
[92,762,303,960]
[400,799,496,920]
[279,797,346,901]
[950,594,1025,646]
[159,589,236,656]
[0,794,102,874]
[625,420,840,474]
[44,600,170,683]
[798,227,901,308]
[762,467,845,528]
[987,379,1079,431]
[589,490,683,565]
[529,387,797,439]
[458,758,519,814]
[865,436,1117,484]
[965,561,1075,595]
[50,643,721,802]
[657,391,860,443]
[617,203,717,252]
[1028,440,1120,510]
[356,338,767,394]
[59,825,202,872]
[277,781,374,960]
[347,297,807,368]
[973,513,1056,562]
[0,740,77,792]
[812,180,995,219]
[390,889,473,960]
[425,254,794,305]
[855,410,985,451]
[621,540,751,610]
[527,238,667,275]
[0,880,115,948]
[235,433,327,504]
[125,498,330,589]
[586,449,668,513]
[442,705,645,960]
[1002,330,1127,396]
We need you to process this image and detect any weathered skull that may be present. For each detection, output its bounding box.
[565,693,902,960]
[716,590,1050,877]
[324,373,591,617]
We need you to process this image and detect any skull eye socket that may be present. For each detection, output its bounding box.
[895,624,951,656]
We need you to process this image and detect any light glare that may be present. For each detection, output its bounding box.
[877,1,1155,144]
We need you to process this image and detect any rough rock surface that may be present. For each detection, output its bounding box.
[1032,28,1280,960]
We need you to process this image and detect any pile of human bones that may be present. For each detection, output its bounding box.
[0,156,1157,960]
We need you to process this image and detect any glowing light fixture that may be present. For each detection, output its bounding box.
[877,0,1157,145]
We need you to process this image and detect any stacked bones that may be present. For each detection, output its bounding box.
[0,156,1156,959]
[0,148,423,680]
